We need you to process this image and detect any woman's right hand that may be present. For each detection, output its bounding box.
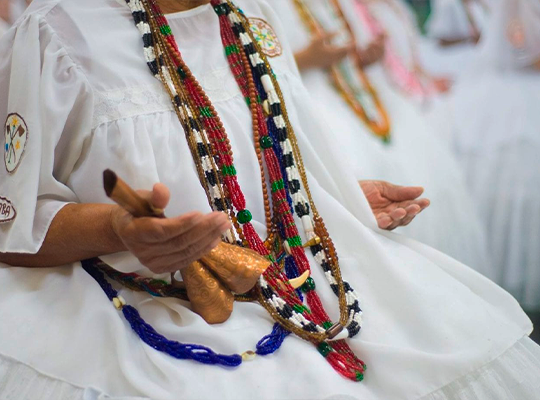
[295,31,355,71]
[111,183,231,274]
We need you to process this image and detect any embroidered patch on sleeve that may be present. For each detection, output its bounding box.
[0,196,16,224]
[249,18,283,58]
[4,113,28,174]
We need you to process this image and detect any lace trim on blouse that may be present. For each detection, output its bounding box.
[92,67,243,129]
[92,84,173,129]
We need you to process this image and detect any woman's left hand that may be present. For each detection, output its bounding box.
[360,180,430,230]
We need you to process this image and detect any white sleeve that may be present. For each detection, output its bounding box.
[0,13,93,253]
[426,0,472,40]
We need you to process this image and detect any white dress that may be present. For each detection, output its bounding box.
[276,0,492,274]
[449,0,540,311]
[0,18,9,37]
[0,0,537,399]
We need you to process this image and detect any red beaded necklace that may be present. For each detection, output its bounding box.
[125,0,366,381]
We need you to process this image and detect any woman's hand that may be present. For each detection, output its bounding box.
[358,34,386,67]
[431,76,453,93]
[111,183,231,274]
[295,31,355,71]
[360,180,430,230]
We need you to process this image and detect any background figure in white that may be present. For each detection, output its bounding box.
[422,0,489,77]
[354,0,452,102]
[449,0,540,312]
[353,0,458,148]
[277,0,492,275]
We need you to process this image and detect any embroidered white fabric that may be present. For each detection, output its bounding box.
[92,67,242,129]
[92,84,173,129]
[1,337,539,400]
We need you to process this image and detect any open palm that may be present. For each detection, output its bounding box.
[360,180,430,230]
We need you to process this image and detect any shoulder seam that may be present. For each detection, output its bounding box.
[35,6,95,101]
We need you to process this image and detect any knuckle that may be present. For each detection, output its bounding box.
[147,223,167,242]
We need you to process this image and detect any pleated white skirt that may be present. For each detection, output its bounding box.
[1,337,539,400]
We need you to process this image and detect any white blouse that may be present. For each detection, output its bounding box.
[0,0,533,399]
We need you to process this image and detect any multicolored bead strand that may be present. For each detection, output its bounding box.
[89,0,369,381]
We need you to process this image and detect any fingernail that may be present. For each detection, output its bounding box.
[380,219,392,228]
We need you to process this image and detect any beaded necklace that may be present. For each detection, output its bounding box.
[354,0,437,100]
[87,0,367,381]
[292,0,391,142]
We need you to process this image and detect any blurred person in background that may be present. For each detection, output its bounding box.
[449,0,540,315]
[423,0,490,76]
[276,0,492,275]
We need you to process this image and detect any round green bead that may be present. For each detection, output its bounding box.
[237,209,252,224]
[259,136,273,149]
[301,277,316,293]
[355,372,364,382]
[317,342,332,358]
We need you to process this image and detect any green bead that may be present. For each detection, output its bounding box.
[159,25,172,35]
[225,45,239,56]
[237,209,252,224]
[322,321,333,330]
[318,342,332,357]
[200,107,213,118]
[271,179,285,193]
[293,304,306,314]
[301,277,316,293]
[382,135,391,145]
[222,165,237,177]
[355,372,364,382]
[259,136,273,149]
[286,236,302,248]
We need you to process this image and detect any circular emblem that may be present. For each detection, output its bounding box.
[507,19,526,49]
[0,196,16,224]
[4,113,28,174]
[249,18,282,58]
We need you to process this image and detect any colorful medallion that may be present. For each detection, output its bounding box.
[4,113,28,174]
[249,18,282,57]
[0,196,16,224]
[507,19,526,49]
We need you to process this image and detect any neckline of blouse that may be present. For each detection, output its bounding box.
[113,0,213,20]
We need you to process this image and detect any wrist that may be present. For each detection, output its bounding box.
[107,205,129,253]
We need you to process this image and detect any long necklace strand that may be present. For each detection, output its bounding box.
[221,0,365,373]
[86,0,366,381]
[293,0,391,142]
[145,0,366,378]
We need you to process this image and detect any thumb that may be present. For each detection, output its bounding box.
[136,183,170,210]
[151,183,170,209]
[382,182,424,202]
